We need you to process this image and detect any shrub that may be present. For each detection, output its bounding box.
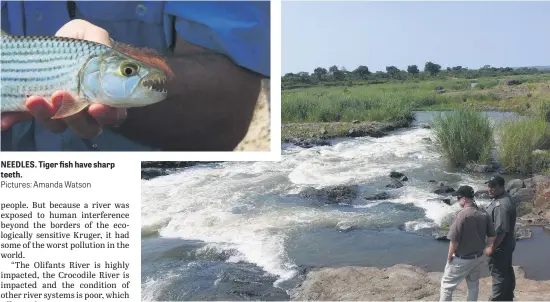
[497,118,550,174]
[432,109,494,167]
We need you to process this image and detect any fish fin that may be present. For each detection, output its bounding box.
[51,99,90,119]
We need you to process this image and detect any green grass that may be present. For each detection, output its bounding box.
[282,88,415,124]
[282,74,550,124]
[497,118,550,174]
[432,109,494,167]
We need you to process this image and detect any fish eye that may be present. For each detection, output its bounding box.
[120,62,139,77]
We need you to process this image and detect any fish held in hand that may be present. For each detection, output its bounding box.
[1,30,172,119]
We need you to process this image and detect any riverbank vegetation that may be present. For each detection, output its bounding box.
[497,118,550,174]
[282,63,550,174]
[282,62,550,124]
[432,109,494,167]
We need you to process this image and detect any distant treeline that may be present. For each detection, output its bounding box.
[282,62,550,89]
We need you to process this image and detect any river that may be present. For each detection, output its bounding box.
[141,111,550,301]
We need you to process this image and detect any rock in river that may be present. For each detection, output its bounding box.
[511,188,535,206]
[474,190,490,199]
[141,168,169,180]
[507,179,525,193]
[299,185,359,204]
[365,192,391,201]
[390,171,404,178]
[433,185,455,195]
[386,180,404,189]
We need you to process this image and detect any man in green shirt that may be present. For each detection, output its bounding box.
[484,175,517,301]
[440,186,496,301]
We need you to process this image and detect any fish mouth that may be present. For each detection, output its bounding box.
[141,74,167,94]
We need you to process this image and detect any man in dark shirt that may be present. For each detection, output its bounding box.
[484,175,517,301]
[440,186,496,301]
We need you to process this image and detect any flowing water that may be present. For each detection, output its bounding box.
[141,111,550,301]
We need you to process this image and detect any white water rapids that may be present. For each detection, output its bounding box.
[141,125,505,286]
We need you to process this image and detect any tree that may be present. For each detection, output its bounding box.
[329,65,345,81]
[407,65,419,75]
[354,65,371,80]
[386,66,400,78]
[424,61,441,76]
[333,70,345,81]
[313,67,327,81]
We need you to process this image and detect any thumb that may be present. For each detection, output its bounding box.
[55,19,111,47]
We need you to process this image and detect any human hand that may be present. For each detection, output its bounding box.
[0,19,127,139]
[485,246,494,257]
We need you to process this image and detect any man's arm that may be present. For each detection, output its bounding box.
[113,37,263,151]
[486,205,509,255]
[446,214,463,262]
[448,241,459,263]
[485,213,497,252]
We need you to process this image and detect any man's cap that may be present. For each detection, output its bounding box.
[485,175,505,188]
[452,185,475,199]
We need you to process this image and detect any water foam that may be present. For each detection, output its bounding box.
[142,127,484,285]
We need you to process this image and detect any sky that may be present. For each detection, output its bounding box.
[282,1,550,74]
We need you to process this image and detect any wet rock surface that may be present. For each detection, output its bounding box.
[474,190,490,199]
[141,168,170,180]
[141,162,214,180]
[386,180,404,189]
[433,184,455,195]
[285,138,332,148]
[299,185,359,204]
[282,120,412,146]
[365,192,391,201]
[390,171,405,178]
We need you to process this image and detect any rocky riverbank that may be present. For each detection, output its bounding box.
[282,120,413,148]
[290,264,550,301]
[141,161,215,180]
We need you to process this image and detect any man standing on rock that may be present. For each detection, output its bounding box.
[485,175,517,301]
[440,186,496,301]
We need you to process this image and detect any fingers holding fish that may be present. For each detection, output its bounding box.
[26,95,68,133]
[0,112,32,131]
[88,104,127,127]
[49,91,102,139]
[49,91,126,138]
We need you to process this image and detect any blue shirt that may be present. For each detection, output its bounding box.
[1,1,270,151]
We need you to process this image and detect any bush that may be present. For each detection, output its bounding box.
[432,109,494,167]
[536,100,550,123]
[497,118,550,174]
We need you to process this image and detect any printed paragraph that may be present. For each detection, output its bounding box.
[0,160,137,301]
